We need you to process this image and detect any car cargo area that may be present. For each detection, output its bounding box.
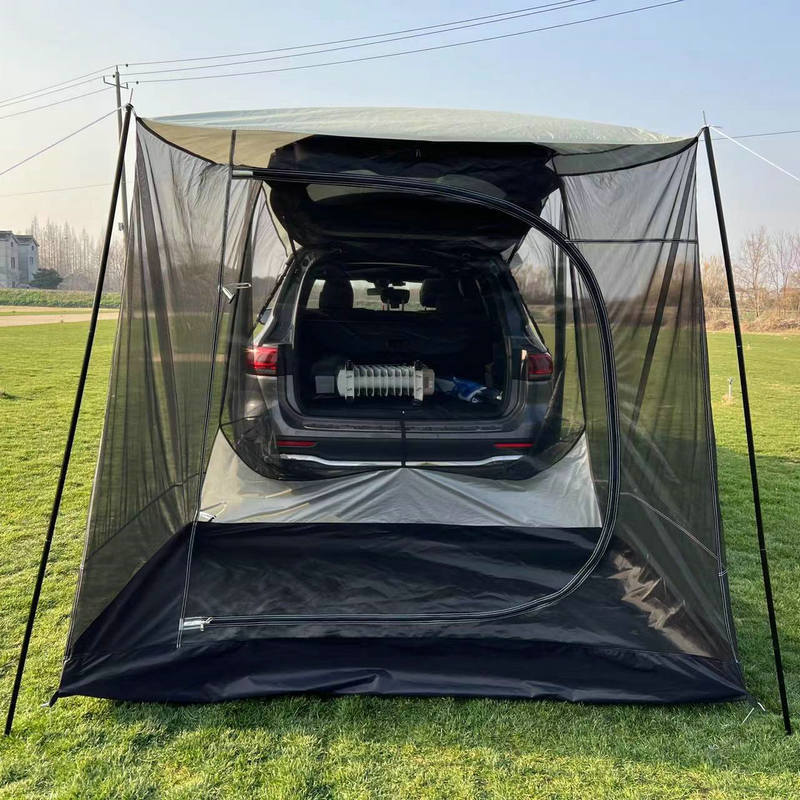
[291,265,510,420]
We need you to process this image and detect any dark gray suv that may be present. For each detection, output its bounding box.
[241,244,555,480]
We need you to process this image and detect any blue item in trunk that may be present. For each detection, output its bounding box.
[435,376,502,404]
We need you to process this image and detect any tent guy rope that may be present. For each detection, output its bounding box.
[711,125,800,184]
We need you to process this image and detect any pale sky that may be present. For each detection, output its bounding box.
[1,0,798,257]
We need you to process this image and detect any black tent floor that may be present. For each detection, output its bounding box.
[59,522,746,704]
[183,522,600,619]
[58,636,745,704]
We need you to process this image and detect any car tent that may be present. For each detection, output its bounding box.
[5,107,791,732]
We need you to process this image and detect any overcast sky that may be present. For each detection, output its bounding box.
[0,0,797,257]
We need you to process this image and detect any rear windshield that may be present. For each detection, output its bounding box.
[306,278,424,311]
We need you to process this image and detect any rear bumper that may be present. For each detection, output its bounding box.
[262,381,547,477]
[236,373,553,479]
[274,428,544,480]
[279,451,524,468]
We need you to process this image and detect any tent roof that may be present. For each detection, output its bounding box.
[142,107,695,173]
[148,106,686,146]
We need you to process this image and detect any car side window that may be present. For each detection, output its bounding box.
[305,279,325,309]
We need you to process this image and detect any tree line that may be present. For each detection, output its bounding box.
[25,217,800,316]
[703,228,800,316]
[27,218,125,292]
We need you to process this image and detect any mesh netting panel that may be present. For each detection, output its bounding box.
[68,124,253,645]
[560,144,736,658]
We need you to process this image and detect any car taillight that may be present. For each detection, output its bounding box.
[246,345,278,375]
[526,351,553,380]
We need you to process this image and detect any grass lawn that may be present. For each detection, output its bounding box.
[0,322,798,799]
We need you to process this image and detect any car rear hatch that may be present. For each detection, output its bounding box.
[264,135,558,251]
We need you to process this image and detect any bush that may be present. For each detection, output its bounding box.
[29,268,64,289]
[0,288,121,308]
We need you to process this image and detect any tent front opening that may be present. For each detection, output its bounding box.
[190,168,614,628]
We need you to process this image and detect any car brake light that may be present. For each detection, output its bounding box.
[246,345,278,375]
[493,442,533,449]
[276,440,317,448]
[526,351,553,379]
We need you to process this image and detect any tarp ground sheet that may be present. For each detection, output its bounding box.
[58,110,745,704]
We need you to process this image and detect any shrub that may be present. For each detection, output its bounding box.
[0,288,121,308]
[29,268,64,289]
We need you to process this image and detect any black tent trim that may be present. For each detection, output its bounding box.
[54,521,746,705]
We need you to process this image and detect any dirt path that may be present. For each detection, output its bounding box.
[0,310,118,327]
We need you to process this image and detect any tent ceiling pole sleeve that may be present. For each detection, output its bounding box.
[702,126,792,736]
[3,104,134,737]
[176,130,237,648]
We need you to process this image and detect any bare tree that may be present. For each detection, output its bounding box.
[26,217,124,292]
[105,238,127,292]
[736,227,771,316]
[702,255,728,307]
[768,231,800,307]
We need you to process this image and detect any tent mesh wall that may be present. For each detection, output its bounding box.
[59,116,743,704]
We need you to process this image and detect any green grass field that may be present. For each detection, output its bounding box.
[0,322,798,799]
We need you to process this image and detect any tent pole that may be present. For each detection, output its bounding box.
[113,67,130,252]
[702,126,792,736]
[3,104,133,737]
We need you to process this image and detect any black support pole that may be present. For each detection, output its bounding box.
[703,126,792,736]
[4,104,133,737]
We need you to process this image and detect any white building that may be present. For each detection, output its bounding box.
[0,231,40,288]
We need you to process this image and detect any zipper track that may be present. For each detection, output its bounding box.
[181,169,621,630]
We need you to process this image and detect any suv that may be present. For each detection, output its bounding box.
[237,245,556,480]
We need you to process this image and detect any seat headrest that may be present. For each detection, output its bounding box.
[457,276,483,313]
[420,278,443,308]
[319,278,353,313]
[436,281,467,313]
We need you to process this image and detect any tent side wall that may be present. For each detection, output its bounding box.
[562,145,739,662]
[66,123,254,648]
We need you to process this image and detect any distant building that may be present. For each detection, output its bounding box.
[0,231,39,288]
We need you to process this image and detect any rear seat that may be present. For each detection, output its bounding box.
[299,276,495,379]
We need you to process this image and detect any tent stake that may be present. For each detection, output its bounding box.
[3,104,133,737]
[702,126,792,736]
